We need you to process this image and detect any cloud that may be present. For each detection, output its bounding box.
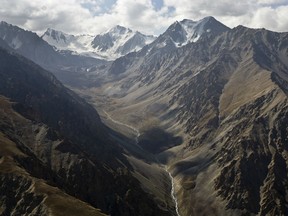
[257,0,287,5]
[249,5,288,32]
[0,0,94,34]
[0,0,287,36]
[108,0,173,34]
[161,0,288,32]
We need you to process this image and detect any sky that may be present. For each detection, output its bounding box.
[0,0,288,36]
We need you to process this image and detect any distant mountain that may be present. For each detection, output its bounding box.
[42,25,156,60]
[107,16,230,76]
[0,46,172,216]
[91,25,156,59]
[0,21,106,86]
[158,16,230,48]
[41,28,98,57]
[0,21,63,67]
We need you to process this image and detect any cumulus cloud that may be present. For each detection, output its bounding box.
[0,0,94,34]
[161,0,288,32]
[108,0,173,34]
[0,0,287,35]
[248,5,288,32]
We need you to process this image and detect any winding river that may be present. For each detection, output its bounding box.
[103,110,180,216]
[166,168,180,216]
[103,110,140,143]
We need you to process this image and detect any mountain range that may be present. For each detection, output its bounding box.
[41,25,156,60]
[0,16,288,216]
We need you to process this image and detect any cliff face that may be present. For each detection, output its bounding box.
[166,27,288,215]
[0,47,171,216]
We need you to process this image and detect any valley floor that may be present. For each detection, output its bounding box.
[100,109,180,216]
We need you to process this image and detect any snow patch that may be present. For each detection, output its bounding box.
[10,36,22,49]
[168,17,215,47]
[42,27,156,60]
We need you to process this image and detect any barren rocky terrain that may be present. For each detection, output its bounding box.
[0,16,288,215]
[73,21,288,216]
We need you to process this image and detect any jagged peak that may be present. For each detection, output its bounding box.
[44,28,70,36]
[180,18,196,23]
[233,24,268,32]
[231,25,258,35]
[198,16,224,27]
[41,28,77,43]
[179,16,226,28]
[134,30,156,38]
[0,21,38,37]
[155,16,230,48]
[170,20,182,26]
[114,24,129,30]
[169,16,221,31]
[107,25,132,35]
[0,21,10,26]
[45,27,59,33]
[200,16,216,22]
[167,21,184,32]
[233,25,248,30]
[0,21,21,30]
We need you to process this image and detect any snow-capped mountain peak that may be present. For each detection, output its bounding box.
[42,28,75,47]
[91,25,156,58]
[41,26,156,60]
[161,16,230,47]
[41,17,226,60]
[108,25,132,36]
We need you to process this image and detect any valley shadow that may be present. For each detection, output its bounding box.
[138,127,183,154]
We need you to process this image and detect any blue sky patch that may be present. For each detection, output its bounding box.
[152,0,164,11]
